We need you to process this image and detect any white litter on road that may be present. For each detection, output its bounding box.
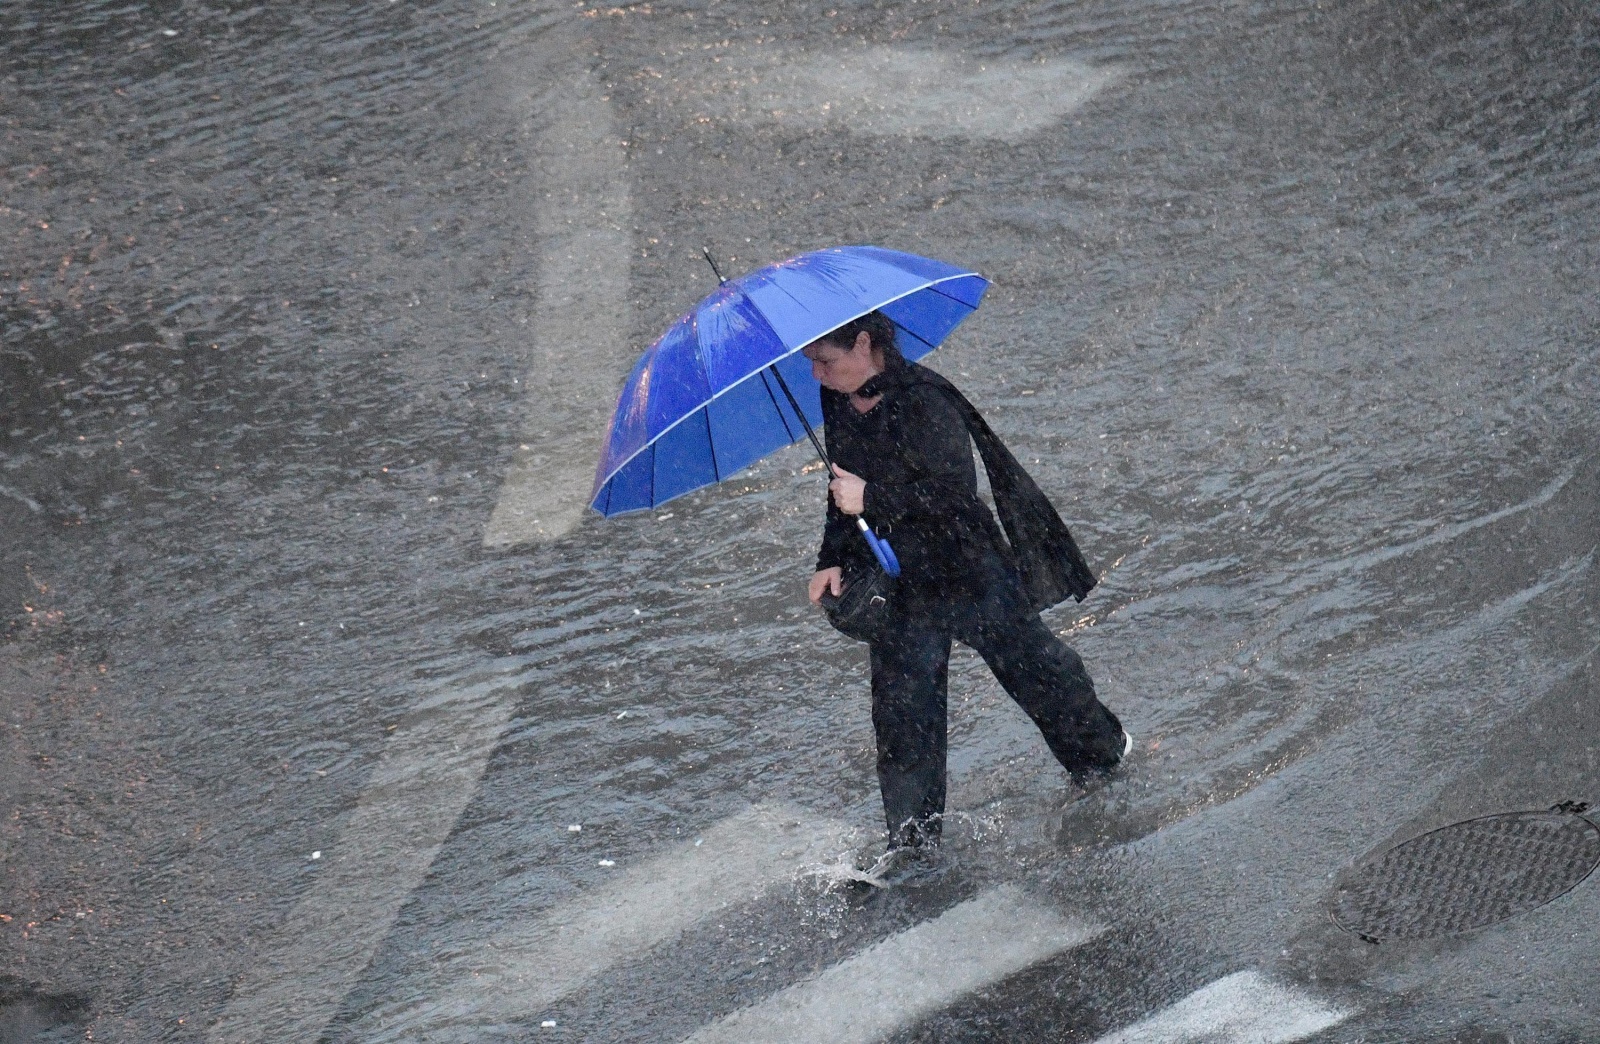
[1090,969,1355,1044]
[679,885,1104,1044]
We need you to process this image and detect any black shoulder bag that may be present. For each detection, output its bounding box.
[817,556,896,643]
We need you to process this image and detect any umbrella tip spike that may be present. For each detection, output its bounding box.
[702,246,728,285]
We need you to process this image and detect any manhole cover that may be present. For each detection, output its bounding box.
[1331,805,1600,942]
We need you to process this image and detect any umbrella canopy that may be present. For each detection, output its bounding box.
[590,245,988,516]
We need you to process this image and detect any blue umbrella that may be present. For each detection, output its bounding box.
[590,245,989,574]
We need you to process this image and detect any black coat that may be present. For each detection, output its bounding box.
[814,362,1097,609]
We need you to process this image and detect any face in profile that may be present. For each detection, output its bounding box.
[803,331,880,394]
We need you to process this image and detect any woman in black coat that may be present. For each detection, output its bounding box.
[804,312,1130,857]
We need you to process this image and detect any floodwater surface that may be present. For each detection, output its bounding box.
[3,0,1598,1041]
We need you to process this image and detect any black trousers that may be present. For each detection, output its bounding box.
[867,558,1125,846]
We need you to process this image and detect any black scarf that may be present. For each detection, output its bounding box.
[857,362,1097,609]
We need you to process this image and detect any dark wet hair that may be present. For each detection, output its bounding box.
[819,310,906,369]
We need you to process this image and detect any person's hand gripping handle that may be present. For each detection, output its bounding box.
[763,360,900,580]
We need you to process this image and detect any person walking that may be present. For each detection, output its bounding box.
[804,311,1130,863]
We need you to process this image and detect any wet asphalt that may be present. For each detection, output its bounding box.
[3,0,1599,1041]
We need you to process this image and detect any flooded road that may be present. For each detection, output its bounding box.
[3,0,1598,1041]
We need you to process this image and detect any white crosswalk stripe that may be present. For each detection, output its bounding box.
[347,802,856,1038]
[679,885,1105,1044]
[1090,969,1355,1044]
[209,676,520,1044]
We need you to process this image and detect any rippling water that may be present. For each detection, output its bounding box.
[3,0,1598,1039]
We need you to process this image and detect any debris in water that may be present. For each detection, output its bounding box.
[541,1020,557,1028]
[598,859,615,867]
[568,824,582,832]
[310,851,322,860]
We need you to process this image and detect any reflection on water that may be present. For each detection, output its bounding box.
[3,0,1597,1038]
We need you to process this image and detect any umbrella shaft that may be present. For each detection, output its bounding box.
[766,364,836,480]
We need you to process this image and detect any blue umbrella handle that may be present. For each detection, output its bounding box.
[855,518,901,578]
[879,535,901,575]
[876,535,901,576]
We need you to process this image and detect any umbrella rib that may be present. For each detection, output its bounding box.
[758,272,983,358]
[759,369,799,442]
[927,282,983,306]
[704,408,722,482]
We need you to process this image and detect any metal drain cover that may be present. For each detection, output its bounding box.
[1331,807,1600,942]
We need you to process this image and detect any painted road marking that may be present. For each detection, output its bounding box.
[347,802,857,1037]
[483,57,634,547]
[217,25,631,1039]
[687,45,1123,142]
[1092,969,1354,1044]
[209,673,524,1044]
[484,45,1126,548]
[679,885,1105,1044]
